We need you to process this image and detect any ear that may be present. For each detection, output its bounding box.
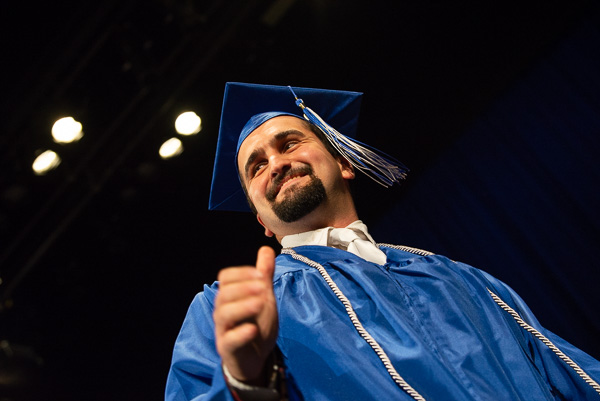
[338,156,355,180]
[257,214,275,237]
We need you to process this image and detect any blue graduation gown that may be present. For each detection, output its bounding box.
[165,245,600,400]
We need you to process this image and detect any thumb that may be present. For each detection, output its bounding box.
[255,246,276,286]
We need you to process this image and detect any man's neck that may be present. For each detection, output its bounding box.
[274,213,359,243]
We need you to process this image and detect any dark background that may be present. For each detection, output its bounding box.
[1,1,599,400]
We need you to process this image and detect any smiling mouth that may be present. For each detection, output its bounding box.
[266,167,313,202]
[275,173,306,195]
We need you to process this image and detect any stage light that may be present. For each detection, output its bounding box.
[32,150,61,175]
[159,137,183,159]
[174,111,201,135]
[51,117,83,143]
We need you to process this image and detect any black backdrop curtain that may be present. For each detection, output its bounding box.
[374,11,600,359]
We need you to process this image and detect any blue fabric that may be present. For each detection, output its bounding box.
[237,111,301,153]
[165,245,600,400]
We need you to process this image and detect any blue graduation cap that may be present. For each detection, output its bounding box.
[208,82,407,212]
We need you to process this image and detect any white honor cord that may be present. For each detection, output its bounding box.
[487,288,600,396]
[376,243,435,257]
[281,248,426,401]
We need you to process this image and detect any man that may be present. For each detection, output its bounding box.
[166,82,600,400]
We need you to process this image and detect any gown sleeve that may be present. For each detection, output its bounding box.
[479,269,600,400]
[165,284,236,401]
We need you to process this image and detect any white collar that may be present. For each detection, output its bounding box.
[280,220,377,249]
[280,220,386,265]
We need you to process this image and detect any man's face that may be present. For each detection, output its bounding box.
[237,116,353,236]
[264,163,326,223]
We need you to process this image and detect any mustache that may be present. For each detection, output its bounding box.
[266,165,314,202]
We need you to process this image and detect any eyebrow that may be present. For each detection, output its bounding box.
[243,129,306,180]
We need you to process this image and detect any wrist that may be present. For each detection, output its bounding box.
[222,351,285,400]
[223,352,276,387]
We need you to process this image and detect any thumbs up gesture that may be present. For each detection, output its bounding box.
[214,246,279,385]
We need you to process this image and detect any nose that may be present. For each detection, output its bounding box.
[269,154,291,179]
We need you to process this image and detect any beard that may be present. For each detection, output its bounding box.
[266,166,326,223]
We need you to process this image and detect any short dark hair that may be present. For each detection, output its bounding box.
[239,119,341,215]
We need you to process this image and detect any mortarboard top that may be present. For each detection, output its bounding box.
[209,82,363,212]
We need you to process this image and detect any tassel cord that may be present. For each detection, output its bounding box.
[288,86,408,187]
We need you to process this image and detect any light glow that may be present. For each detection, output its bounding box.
[174,111,201,135]
[32,150,61,175]
[159,137,183,159]
[52,117,83,143]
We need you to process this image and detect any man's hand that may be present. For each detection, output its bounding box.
[213,246,279,385]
